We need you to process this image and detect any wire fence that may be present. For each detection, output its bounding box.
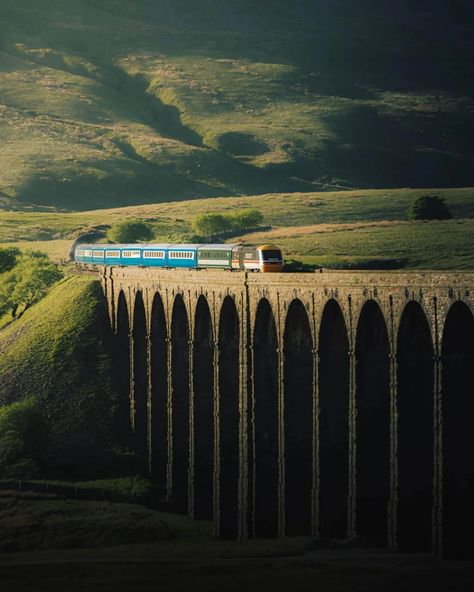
[0,480,169,510]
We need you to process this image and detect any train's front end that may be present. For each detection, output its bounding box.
[258,244,284,272]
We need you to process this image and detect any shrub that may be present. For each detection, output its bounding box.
[229,209,264,230]
[0,398,49,479]
[192,213,231,237]
[407,195,453,220]
[106,219,154,243]
[191,209,264,238]
[0,247,20,274]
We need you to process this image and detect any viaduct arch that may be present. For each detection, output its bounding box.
[102,268,474,557]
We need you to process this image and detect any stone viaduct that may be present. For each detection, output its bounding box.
[100,267,474,558]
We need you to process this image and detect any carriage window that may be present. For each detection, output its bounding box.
[170,251,194,259]
[143,251,165,259]
[93,250,104,258]
[123,250,141,258]
[83,250,92,257]
[245,253,253,259]
[106,250,121,258]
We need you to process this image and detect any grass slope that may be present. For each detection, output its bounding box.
[0,491,173,553]
[0,276,122,476]
[0,187,473,268]
[0,1,473,209]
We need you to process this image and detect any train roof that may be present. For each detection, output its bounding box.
[197,244,239,250]
[76,243,242,250]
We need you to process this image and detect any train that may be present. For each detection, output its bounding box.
[74,243,284,272]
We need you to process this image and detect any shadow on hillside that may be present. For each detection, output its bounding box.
[114,67,204,148]
[13,148,314,211]
[262,103,474,189]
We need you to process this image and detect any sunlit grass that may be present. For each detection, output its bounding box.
[0,187,472,267]
[240,219,474,270]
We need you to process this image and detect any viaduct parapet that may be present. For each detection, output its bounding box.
[100,267,474,558]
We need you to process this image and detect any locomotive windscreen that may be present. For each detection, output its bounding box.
[262,250,282,260]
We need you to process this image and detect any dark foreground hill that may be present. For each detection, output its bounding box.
[0,0,473,210]
[0,277,127,477]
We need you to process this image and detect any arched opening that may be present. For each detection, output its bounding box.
[319,299,350,538]
[284,299,313,536]
[253,298,279,537]
[193,296,215,520]
[442,302,474,559]
[115,291,132,446]
[218,297,240,538]
[355,301,391,545]
[150,293,168,489]
[171,294,190,514]
[397,301,434,552]
[133,291,148,459]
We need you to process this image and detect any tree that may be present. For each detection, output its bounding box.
[192,213,231,237]
[407,195,453,221]
[0,251,63,317]
[0,247,20,274]
[229,209,264,230]
[106,219,154,243]
[0,397,48,479]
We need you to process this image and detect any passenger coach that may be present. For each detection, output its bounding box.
[75,243,284,273]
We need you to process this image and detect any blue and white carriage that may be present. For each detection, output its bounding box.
[74,243,284,272]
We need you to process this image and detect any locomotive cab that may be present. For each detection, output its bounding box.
[258,244,284,272]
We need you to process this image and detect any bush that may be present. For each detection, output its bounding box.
[407,195,453,220]
[229,208,264,230]
[192,209,264,238]
[192,213,231,237]
[0,247,20,274]
[0,398,49,479]
[106,219,154,243]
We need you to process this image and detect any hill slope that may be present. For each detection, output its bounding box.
[0,0,473,210]
[0,276,125,476]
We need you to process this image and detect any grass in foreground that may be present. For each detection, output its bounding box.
[1,491,473,592]
[0,490,190,553]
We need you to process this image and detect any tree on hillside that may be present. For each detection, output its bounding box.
[407,195,453,220]
[0,251,63,318]
[192,213,231,238]
[0,247,20,274]
[106,219,154,243]
[0,397,49,479]
[229,209,264,230]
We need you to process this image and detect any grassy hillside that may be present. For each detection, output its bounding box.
[0,276,125,476]
[238,219,474,270]
[0,1,473,209]
[0,187,473,268]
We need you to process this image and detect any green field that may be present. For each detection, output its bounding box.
[1,1,473,210]
[0,187,472,268]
